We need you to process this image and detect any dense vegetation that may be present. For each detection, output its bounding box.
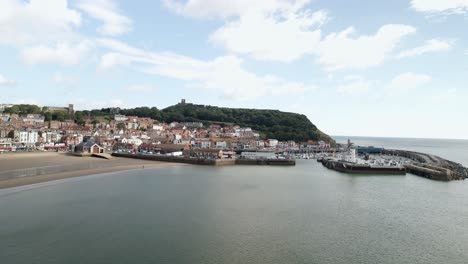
[3,104,73,122]
[2,103,333,142]
[161,103,331,142]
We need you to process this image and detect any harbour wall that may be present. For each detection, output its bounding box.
[321,159,406,175]
[111,153,295,166]
[235,159,296,166]
[383,149,467,181]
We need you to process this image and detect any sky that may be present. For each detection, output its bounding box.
[0,0,467,139]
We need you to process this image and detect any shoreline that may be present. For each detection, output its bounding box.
[0,152,185,189]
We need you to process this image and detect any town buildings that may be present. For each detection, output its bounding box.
[0,104,332,154]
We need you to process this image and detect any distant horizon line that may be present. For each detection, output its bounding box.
[333,135,468,141]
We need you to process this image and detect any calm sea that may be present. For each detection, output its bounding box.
[1,137,468,264]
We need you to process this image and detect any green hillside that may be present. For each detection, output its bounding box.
[161,103,333,143]
[6,103,334,143]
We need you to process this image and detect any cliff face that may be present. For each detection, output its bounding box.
[162,103,334,143]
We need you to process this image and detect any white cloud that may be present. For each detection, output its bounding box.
[77,0,132,36]
[124,85,156,93]
[0,0,96,67]
[0,0,81,45]
[397,39,453,58]
[163,0,305,19]
[337,75,372,94]
[167,0,328,62]
[166,1,416,70]
[410,0,468,14]
[97,39,312,100]
[210,9,327,62]
[21,40,94,65]
[317,24,416,71]
[0,74,16,86]
[389,72,432,91]
[145,55,313,100]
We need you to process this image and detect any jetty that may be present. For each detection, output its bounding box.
[321,159,406,175]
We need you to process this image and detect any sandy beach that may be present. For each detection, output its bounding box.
[0,152,182,189]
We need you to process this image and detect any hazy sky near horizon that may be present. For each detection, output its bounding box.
[0,0,467,139]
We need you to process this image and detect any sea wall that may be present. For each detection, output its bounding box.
[404,163,452,181]
[383,149,467,181]
[235,159,296,166]
[112,153,235,165]
[112,153,295,166]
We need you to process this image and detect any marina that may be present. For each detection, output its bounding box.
[285,139,468,181]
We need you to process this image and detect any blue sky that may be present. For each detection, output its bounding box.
[0,0,467,139]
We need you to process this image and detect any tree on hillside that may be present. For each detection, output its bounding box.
[117,123,126,130]
[52,112,66,122]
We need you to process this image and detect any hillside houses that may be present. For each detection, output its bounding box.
[0,110,332,153]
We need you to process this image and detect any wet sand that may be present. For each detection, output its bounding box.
[0,152,182,189]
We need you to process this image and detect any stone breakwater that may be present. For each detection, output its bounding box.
[383,149,468,181]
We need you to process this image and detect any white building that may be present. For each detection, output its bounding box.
[0,104,13,112]
[122,137,143,146]
[268,139,279,148]
[42,132,62,143]
[234,127,253,138]
[19,131,39,143]
[0,137,12,151]
[200,141,212,149]
[114,115,128,121]
[216,141,227,149]
[255,140,265,148]
[152,125,164,131]
[126,122,138,130]
[23,114,45,124]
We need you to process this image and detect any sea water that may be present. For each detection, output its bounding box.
[1,137,468,264]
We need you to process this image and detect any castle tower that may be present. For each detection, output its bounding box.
[68,104,74,115]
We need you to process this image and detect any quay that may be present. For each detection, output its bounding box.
[112,153,296,166]
[320,148,467,181]
[321,159,406,175]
